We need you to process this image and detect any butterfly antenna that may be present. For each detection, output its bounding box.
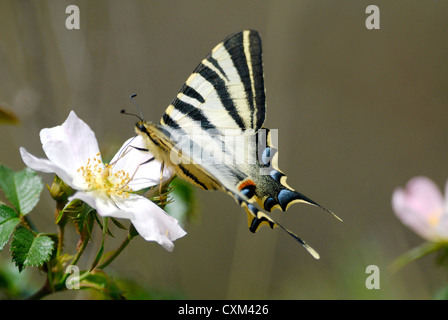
[120,93,144,121]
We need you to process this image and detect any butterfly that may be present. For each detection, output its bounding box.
[128,30,340,259]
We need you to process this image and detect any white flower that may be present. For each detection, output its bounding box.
[19,111,186,251]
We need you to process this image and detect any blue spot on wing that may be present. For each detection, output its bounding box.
[278,189,299,211]
[241,185,256,199]
[270,169,284,182]
[261,147,271,165]
[264,197,277,211]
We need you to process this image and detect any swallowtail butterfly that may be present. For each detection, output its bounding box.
[131,30,340,259]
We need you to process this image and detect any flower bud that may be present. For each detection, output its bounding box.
[47,175,72,203]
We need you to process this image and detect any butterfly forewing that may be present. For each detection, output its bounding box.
[160,30,265,132]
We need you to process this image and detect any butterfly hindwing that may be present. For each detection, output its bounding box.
[240,128,338,218]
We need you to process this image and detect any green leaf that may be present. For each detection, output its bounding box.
[10,227,54,272]
[0,204,20,250]
[0,165,44,215]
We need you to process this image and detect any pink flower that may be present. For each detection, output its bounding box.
[392,176,448,242]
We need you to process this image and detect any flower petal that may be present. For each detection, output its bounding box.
[398,177,443,218]
[68,191,135,220]
[110,135,174,190]
[68,191,187,251]
[20,147,75,187]
[392,176,445,241]
[20,147,58,174]
[40,111,101,179]
[124,194,186,251]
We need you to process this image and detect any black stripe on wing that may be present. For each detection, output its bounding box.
[196,65,246,130]
[171,98,217,130]
[248,32,266,130]
[182,85,206,104]
[223,32,254,128]
[161,113,180,129]
[207,55,229,81]
[223,30,265,130]
[178,163,209,190]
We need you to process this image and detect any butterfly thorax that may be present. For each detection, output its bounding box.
[135,121,173,165]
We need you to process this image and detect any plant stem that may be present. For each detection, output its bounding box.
[57,225,64,256]
[73,235,90,266]
[97,235,131,270]
[97,224,138,270]
[55,201,67,257]
[59,235,89,286]
[391,241,445,273]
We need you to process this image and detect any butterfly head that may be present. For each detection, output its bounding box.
[135,120,159,144]
[136,120,149,134]
[135,120,162,144]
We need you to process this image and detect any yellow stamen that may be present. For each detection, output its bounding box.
[78,154,133,198]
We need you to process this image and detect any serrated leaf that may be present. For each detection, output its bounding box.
[0,204,20,250]
[0,165,44,215]
[10,227,54,272]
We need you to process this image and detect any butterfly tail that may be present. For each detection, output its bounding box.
[287,189,343,222]
[227,189,320,259]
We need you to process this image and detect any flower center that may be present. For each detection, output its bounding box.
[428,207,443,227]
[77,153,133,198]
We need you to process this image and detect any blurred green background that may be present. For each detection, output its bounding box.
[1,0,448,299]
